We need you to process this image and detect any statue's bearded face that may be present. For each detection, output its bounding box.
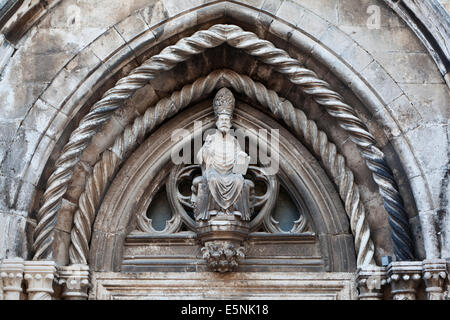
[216,114,232,134]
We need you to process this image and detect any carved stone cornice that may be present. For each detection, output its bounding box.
[58,264,90,300]
[24,260,56,300]
[356,265,387,300]
[0,258,24,300]
[422,259,447,300]
[387,261,422,300]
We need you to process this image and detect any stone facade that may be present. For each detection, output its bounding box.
[0,0,448,300]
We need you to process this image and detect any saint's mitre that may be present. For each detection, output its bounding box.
[213,88,235,116]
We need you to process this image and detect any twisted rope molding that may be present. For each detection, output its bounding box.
[33,24,414,261]
[69,69,376,267]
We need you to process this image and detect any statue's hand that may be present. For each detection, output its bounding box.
[200,135,213,161]
[233,151,250,175]
[238,151,249,158]
[204,134,213,146]
[236,151,250,164]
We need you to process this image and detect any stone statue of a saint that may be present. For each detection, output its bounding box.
[192,88,253,221]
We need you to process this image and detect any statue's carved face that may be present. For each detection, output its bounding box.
[216,114,232,134]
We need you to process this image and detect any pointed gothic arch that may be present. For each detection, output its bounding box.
[88,101,356,272]
[33,24,415,267]
[1,0,447,300]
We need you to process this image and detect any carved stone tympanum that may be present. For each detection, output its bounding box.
[193,88,253,272]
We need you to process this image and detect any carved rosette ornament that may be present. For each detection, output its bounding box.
[58,264,90,300]
[387,261,422,300]
[24,261,56,300]
[422,259,447,300]
[0,258,24,300]
[356,266,387,300]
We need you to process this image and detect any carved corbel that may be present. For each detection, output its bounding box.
[422,259,447,300]
[387,261,422,300]
[58,264,90,300]
[24,261,56,300]
[0,258,24,300]
[356,265,387,300]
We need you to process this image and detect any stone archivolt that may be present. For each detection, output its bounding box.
[33,24,413,267]
[27,22,425,299]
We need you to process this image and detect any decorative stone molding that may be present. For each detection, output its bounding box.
[422,259,447,300]
[58,264,90,300]
[387,261,422,300]
[384,0,450,81]
[356,265,387,300]
[90,272,358,300]
[0,0,60,43]
[0,258,24,300]
[23,261,56,300]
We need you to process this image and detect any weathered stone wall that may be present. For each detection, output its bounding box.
[0,0,448,269]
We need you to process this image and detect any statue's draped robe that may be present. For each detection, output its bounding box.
[197,132,245,211]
